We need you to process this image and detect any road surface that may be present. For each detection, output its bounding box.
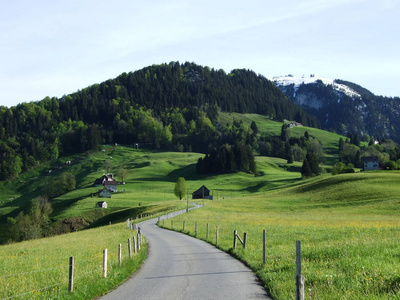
[100,212,270,300]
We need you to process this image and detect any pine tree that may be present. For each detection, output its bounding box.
[301,158,312,178]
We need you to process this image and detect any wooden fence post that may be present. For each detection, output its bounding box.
[296,241,305,300]
[128,238,132,258]
[263,229,266,265]
[133,236,137,254]
[206,223,209,239]
[103,249,108,278]
[243,232,247,249]
[119,244,122,266]
[68,256,74,292]
[233,230,237,249]
[137,233,141,251]
[195,222,198,236]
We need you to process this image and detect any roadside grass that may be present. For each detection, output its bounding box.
[0,223,147,299]
[160,171,400,299]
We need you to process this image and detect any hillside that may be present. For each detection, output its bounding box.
[0,62,320,181]
[273,74,400,142]
[2,126,400,298]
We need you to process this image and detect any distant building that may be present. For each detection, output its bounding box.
[96,201,108,208]
[104,181,118,192]
[288,121,303,128]
[99,189,112,198]
[192,185,213,200]
[362,156,380,171]
[94,174,119,192]
[94,174,116,187]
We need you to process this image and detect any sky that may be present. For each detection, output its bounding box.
[1,0,399,107]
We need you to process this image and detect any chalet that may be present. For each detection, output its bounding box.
[192,185,213,200]
[96,201,108,208]
[94,174,116,187]
[362,156,380,171]
[99,189,112,198]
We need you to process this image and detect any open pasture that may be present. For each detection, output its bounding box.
[162,172,400,299]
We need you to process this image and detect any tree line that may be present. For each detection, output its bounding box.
[197,143,256,175]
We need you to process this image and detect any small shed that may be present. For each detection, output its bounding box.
[362,156,379,171]
[192,185,213,200]
[96,201,108,208]
[99,189,112,198]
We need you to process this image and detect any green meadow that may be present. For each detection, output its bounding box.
[0,116,399,299]
[161,172,400,299]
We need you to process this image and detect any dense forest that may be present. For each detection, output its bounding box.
[0,62,320,181]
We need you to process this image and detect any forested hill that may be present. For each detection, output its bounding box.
[60,62,319,125]
[0,61,319,180]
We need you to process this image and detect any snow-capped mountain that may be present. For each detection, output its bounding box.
[272,74,400,142]
[273,74,361,99]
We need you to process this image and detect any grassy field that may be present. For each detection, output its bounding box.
[160,172,400,299]
[0,222,146,299]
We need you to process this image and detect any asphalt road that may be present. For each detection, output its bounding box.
[100,213,270,300]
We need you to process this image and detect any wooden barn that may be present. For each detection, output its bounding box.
[192,185,213,200]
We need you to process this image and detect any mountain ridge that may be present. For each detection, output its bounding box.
[273,74,400,142]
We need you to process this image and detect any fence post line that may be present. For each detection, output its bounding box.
[216,226,219,245]
[195,222,198,236]
[233,230,237,249]
[103,249,108,278]
[119,244,122,266]
[207,223,209,239]
[296,240,305,300]
[68,256,74,292]
[137,233,141,251]
[263,229,266,265]
[128,238,132,258]
[243,232,247,249]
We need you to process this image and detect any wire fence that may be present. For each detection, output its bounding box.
[159,219,400,299]
[0,231,144,300]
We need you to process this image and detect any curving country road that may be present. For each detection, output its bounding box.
[100,212,270,300]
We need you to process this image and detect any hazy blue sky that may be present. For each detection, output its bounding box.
[1,0,399,107]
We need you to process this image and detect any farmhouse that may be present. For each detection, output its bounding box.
[104,180,118,192]
[94,174,116,186]
[192,185,213,200]
[362,156,380,171]
[94,174,119,192]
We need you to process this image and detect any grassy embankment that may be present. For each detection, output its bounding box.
[0,223,147,299]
